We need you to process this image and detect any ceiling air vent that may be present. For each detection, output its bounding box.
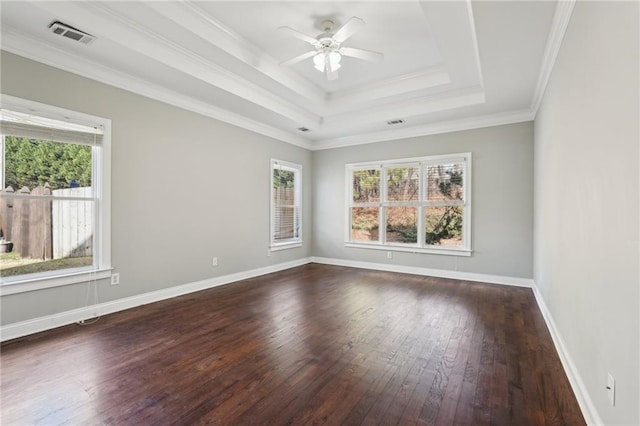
[49,21,95,44]
[386,119,405,126]
[297,127,310,132]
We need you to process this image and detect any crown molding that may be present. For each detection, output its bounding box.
[144,2,458,118]
[32,1,321,130]
[147,1,326,105]
[322,87,485,129]
[530,0,576,115]
[418,0,484,90]
[1,30,312,150]
[326,68,451,113]
[312,108,534,150]
[464,0,486,90]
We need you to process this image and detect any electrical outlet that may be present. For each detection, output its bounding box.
[110,273,120,285]
[387,251,393,259]
[607,373,615,406]
[212,256,218,267]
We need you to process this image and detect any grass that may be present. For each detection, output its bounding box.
[0,253,92,277]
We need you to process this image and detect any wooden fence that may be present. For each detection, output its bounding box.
[0,186,92,260]
[52,188,93,259]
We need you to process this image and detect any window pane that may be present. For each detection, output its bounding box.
[272,165,300,243]
[273,169,295,193]
[425,206,463,247]
[0,198,93,278]
[4,136,92,192]
[386,206,417,243]
[353,169,380,203]
[351,207,379,242]
[426,163,464,201]
[386,167,419,202]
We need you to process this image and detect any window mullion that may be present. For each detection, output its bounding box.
[417,165,425,248]
[380,167,387,245]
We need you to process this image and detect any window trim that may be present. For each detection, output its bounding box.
[270,158,302,251]
[0,94,112,295]
[345,152,472,256]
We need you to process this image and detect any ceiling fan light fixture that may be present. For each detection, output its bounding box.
[313,53,325,72]
[280,16,382,80]
[313,51,342,73]
[328,51,341,72]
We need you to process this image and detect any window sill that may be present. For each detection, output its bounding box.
[270,242,303,252]
[345,242,472,257]
[0,268,113,296]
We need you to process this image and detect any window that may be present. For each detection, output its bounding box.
[346,153,471,256]
[0,95,111,294]
[270,159,302,250]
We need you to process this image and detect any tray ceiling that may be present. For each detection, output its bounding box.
[0,1,566,150]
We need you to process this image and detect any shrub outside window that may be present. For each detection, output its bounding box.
[346,153,471,256]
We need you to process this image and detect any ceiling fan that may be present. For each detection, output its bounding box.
[279,17,384,81]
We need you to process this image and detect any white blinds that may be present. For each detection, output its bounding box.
[272,161,301,243]
[0,109,103,145]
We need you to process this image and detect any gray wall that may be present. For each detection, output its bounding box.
[1,52,313,324]
[533,2,639,425]
[313,122,534,278]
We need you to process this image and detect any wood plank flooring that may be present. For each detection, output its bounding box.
[1,264,585,425]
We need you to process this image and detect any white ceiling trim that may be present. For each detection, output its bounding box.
[33,1,322,129]
[312,108,535,151]
[322,87,485,129]
[530,0,576,115]
[462,0,485,89]
[419,0,484,90]
[1,1,559,153]
[326,68,451,113]
[1,27,312,150]
[146,1,326,105]
[147,1,462,118]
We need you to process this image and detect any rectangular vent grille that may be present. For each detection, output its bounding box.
[297,127,310,132]
[49,21,95,44]
[386,119,405,126]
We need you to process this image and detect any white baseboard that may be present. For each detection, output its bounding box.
[0,256,533,341]
[311,256,534,288]
[531,283,603,426]
[2,255,596,425]
[1,257,313,342]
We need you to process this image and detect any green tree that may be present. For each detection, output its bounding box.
[273,169,295,189]
[353,169,379,202]
[3,136,92,190]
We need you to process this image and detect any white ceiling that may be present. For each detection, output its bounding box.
[0,1,569,150]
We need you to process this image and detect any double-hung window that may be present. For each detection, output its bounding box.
[0,95,111,294]
[346,153,471,256]
[270,159,302,250]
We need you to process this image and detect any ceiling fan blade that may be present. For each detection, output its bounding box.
[339,47,384,62]
[278,26,319,47]
[332,17,365,43]
[326,67,339,81]
[280,51,317,67]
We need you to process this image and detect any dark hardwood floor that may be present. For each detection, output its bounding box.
[1,263,585,425]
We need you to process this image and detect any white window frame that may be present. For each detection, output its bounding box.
[270,159,302,251]
[0,94,112,295]
[345,153,472,257]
